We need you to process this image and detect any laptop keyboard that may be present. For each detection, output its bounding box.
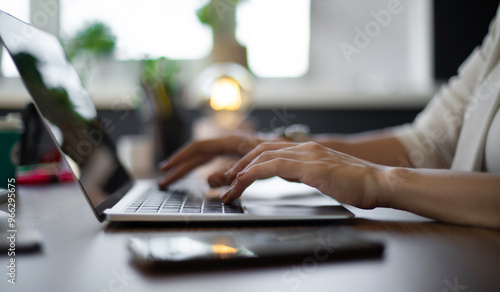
[124,188,244,214]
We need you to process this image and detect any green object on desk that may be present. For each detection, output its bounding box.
[0,115,21,189]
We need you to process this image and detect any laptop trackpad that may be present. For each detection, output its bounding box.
[245,203,347,216]
[244,194,346,216]
[239,177,349,217]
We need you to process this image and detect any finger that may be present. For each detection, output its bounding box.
[159,134,255,172]
[224,142,299,182]
[159,142,208,172]
[214,149,306,188]
[158,154,211,188]
[207,169,233,188]
[207,157,240,188]
[221,158,303,203]
[159,138,223,172]
[211,149,300,188]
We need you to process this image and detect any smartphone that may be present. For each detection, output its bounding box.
[128,227,384,270]
[0,188,9,204]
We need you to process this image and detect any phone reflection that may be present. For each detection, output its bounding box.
[130,236,256,262]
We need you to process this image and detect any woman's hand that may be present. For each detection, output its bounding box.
[217,141,387,209]
[158,135,500,228]
[158,132,272,189]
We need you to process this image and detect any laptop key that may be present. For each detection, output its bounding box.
[137,209,160,213]
[181,208,202,213]
[161,204,180,208]
[126,187,244,215]
[143,204,162,208]
[203,209,223,214]
[171,188,187,195]
[224,207,244,213]
[159,208,180,213]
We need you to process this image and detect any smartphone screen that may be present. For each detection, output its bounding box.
[128,227,384,270]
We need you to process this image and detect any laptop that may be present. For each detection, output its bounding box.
[0,11,354,223]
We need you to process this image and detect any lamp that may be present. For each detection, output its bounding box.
[193,63,253,130]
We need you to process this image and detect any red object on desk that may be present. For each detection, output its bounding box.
[17,163,74,185]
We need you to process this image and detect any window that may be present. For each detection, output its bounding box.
[1,0,433,108]
[59,0,212,60]
[236,0,311,78]
[249,0,434,107]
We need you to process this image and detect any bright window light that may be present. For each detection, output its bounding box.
[236,0,310,78]
[60,0,212,60]
[0,0,30,77]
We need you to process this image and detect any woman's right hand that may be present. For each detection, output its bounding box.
[157,132,270,189]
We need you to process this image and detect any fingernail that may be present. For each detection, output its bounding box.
[221,187,233,203]
[237,171,246,178]
[219,173,229,184]
[158,177,171,189]
[221,192,230,203]
[209,173,227,187]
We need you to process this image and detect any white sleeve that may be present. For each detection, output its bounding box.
[392,16,498,168]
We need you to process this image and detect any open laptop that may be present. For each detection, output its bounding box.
[0,11,353,223]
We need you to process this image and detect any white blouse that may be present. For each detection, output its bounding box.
[393,6,500,173]
[485,107,500,173]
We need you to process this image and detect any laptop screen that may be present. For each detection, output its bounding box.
[0,11,133,221]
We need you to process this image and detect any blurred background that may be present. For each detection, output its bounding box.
[0,0,499,170]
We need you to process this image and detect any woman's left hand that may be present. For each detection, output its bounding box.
[215,141,387,209]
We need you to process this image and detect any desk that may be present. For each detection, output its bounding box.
[2,182,500,292]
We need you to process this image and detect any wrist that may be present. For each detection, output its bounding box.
[375,166,414,208]
[256,132,291,143]
[360,165,386,209]
[271,124,310,142]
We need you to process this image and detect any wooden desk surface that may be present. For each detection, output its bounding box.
[2,182,500,292]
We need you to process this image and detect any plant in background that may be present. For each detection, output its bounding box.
[196,0,223,30]
[64,22,116,60]
[142,57,180,119]
[196,0,241,30]
[63,22,116,82]
[196,0,248,67]
[141,57,188,162]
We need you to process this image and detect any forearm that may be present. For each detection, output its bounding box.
[377,167,500,228]
[312,131,411,167]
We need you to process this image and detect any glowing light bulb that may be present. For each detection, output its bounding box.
[209,77,242,111]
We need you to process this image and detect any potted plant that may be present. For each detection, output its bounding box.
[141,57,189,163]
[197,0,248,67]
[63,22,116,83]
